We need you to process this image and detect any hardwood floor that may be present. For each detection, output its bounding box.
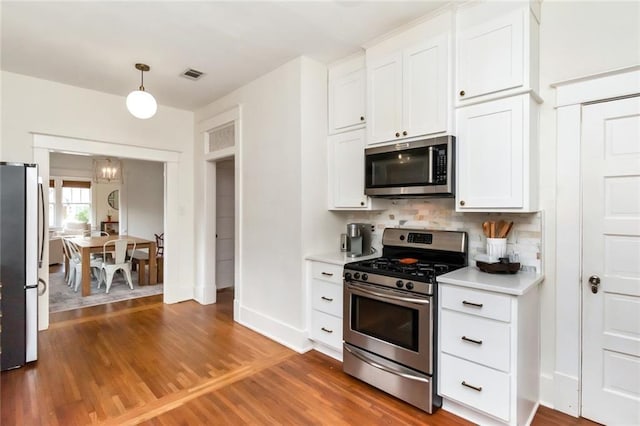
[2,290,600,425]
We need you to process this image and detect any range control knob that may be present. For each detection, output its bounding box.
[344,273,352,281]
[362,274,368,281]
[353,272,361,279]
[396,280,404,288]
[405,282,414,290]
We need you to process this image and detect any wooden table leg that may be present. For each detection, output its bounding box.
[82,247,91,296]
[148,242,157,284]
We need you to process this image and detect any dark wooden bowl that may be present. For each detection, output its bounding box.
[476,261,521,274]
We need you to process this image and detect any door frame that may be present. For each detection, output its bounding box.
[32,133,180,331]
[197,106,242,321]
[553,65,640,416]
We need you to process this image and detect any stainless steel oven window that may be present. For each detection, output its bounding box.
[350,293,420,351]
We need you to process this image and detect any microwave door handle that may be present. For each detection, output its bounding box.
[428,146,434,184]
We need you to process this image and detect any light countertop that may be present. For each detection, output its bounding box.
[305,250,380,266]
[438,266,544,296]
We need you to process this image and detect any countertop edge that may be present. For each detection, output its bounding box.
[305,251,380,266]
[438,266,544,296]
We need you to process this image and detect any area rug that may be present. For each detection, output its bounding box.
[49,267,163,313]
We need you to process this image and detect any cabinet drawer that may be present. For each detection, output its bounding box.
[311,262,343,285]
[440,353,511,422]
[310,311,342,349]
[440,309,511,372]
[441,285,511,322]
[311,280,343,317]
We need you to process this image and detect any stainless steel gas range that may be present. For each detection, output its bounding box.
[342,228,467,413]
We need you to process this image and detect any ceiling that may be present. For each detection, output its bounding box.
[1,1,448,112]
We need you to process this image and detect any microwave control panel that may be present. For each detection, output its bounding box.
[433,145,447,185]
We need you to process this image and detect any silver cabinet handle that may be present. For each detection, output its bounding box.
[462,300,483,308]
[461,336,483,345]
[321,272,333,277]
[461,381,482,392]
[321,296,333,302]
[321,327,333,333]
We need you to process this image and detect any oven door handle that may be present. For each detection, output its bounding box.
[344,344,430,384]
[347,283,430,305]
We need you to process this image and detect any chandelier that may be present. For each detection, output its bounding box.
[93,158,123,183]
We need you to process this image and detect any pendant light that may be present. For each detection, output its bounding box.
[126,63,157,119]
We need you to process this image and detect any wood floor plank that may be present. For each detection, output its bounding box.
[1,289,601,425]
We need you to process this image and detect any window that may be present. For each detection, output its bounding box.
[61,180,91,225]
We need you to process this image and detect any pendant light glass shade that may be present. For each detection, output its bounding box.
[126,90,157,119]
[126,63,157,119]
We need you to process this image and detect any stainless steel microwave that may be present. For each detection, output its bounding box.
[364,135,455,198]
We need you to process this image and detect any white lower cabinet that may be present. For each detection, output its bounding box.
[438,283,540,425]
[308,260,344,359]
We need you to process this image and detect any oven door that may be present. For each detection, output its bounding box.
[343,281,432,374]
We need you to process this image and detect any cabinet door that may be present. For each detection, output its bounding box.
[328,129,367,208]
[457,9,524,101]
[367,52,403,145]
[456,96,524,209]
[329,67,365,133]
[403,35,448,138]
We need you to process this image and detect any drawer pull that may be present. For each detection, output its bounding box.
[321,327,333,334]
[462,300,483,308]
[461,381,482,392]
[321,272,334,277]
[321,296,334,302]
[461,336,483,345]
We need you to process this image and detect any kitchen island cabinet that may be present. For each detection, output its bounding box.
[437,267,542,425]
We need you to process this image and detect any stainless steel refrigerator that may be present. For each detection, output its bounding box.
[0,162,42,370]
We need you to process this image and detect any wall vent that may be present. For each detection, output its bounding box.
[180,68,205,81]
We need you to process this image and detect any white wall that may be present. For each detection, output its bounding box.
[0,71,195,309]
[537,0,640,408]
[120,159,164,241]
[194,57,343,351]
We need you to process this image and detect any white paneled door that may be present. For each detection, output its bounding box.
[582,95,640,425]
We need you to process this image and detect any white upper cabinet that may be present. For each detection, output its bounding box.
[328,54,366,134]
[328,129,386,211]
[456,94,538,212]
[456,2,540,104]
[366,11,452,146]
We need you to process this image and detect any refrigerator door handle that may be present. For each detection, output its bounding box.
[38,181,45,268]
[37,278,47,296]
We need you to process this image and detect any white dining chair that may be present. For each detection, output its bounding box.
[65,239,102,293]
[98,239,135,293]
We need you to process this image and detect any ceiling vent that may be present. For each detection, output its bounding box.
[180,68,205,81]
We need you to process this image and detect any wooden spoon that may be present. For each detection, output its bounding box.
[482,221,491,238]
[497,220,510,238]
[489,221,496,238]
[503,221,514,238]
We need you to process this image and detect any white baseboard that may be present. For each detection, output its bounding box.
[442,398,505,426]
[539,372,555,409]
[193,283,217,305]
[553,371,580,417]
[237,303,313,354]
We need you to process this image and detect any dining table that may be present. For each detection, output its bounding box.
[65,235,157,296]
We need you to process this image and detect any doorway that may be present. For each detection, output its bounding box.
[215,158,235,291]
[33,133,180,330]
[554,67,640,424]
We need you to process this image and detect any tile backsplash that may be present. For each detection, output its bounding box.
[342,198,543,273]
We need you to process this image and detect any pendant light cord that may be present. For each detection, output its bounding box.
[139,68,145,91]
